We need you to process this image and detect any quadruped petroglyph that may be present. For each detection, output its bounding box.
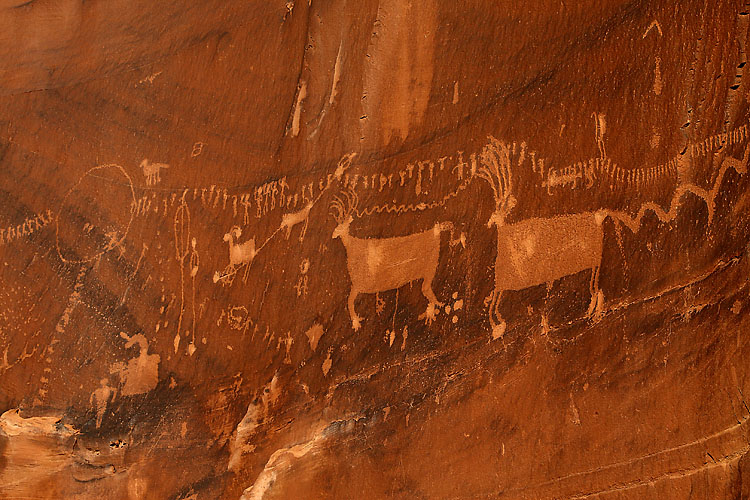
[5,79,747,494]
[44,119,749,351]
[330,188,465,331]
[140,159,170,186]
[214,226,257,285]
[480,137,605,339]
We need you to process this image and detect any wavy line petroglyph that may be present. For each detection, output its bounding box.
[605,144,750,231]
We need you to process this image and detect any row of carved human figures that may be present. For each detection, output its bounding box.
[214,136,748,338]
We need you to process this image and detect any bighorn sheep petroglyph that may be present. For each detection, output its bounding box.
[140,159,169,186]
[330,188,465,331]
[479,136,605,340]
[213,226,257,284]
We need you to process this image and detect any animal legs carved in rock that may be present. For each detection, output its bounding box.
[587,266,604,320]
[348,290,362,331]
[420,277,444,325]
[489,288,506,340]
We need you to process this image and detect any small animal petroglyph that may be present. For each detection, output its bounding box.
[480,136,605,339]
[280,202,313,241]
[140,159,170,186]
[330,189,465,331]
[214,226,257,284]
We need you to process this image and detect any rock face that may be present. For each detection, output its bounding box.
[1,1,749,498]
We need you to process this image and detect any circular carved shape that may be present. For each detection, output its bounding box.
[55,164,135,264]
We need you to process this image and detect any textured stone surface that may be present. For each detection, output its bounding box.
[1,1,750,498]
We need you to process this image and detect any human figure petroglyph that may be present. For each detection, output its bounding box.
[110,333,160,396]
[212,154,355,286]
[593,112,607,159]
[140,159,170,186]
[330,189,465,331]
[0,210,54,247]
[294,259,310,297]
[89,379,116,429]
[480,136,605,340]
[543,122,750,194]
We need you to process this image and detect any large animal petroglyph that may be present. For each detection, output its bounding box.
[479,137,606,339]
[330,188,465,331]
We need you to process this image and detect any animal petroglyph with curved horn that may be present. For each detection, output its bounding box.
[330,188,465,331]
[213,226,257,284]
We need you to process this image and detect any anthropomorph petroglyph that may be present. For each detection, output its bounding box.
[592,112,607,159]
[479,136,605,340]
[0,210,54,247]
[294,258,310,297]
[330,188,465,331]
[89,378,116,429]
[140,159,170,186]
[110,332,160,396]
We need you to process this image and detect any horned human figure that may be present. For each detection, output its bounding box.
[479,136,605,340]
[330,188,465,331]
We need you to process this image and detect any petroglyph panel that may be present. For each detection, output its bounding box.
[1,2,750,499]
